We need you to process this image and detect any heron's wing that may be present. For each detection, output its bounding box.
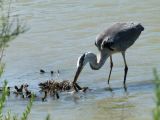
[102,28,137,51]
[95,23,126,50]
[112,25,142,51]
[95,22,141,51]
[95,29,116,50]
[101,37,115,51]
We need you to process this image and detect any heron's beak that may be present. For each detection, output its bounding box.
[73,65,83,83]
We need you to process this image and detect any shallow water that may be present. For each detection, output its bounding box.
[1,0,160,120]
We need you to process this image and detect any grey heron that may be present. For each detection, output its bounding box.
[72,22,144,91]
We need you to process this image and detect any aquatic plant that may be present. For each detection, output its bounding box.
[21,95,34,120]
[153,68,160,120]
[0,0,26,63]
[0,1,34,120]
[0,1,51,120]
[0,81,34,120]
[45,115,50,120]
[0,81,9,119]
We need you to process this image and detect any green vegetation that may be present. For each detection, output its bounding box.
[0,0,34,120]
[45,115,50,120]
[0,1,50,120]
[21,95,34,120]
[0,0,26,63]
[0,1,158,120]
[0,81,34,120]
[153,69,160,120]
[0,81,8,119]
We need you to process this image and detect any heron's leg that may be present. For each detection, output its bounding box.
[122,52,128,90]
[108,56,113,84]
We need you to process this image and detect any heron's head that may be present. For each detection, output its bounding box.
[73,52,91,83]
[77,53,88,68]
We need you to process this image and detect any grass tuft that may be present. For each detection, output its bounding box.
[153,68,160,120]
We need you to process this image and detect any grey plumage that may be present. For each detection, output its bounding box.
[95,22,144,51]
[73,22,144,91]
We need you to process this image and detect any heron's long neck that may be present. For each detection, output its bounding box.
[88,52,109,70]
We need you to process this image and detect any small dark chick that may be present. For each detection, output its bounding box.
[14,85,23,93]
[39,80,60,99]
[24,85,32,98]
[50,71,54,75]
[40,69,45,74]
[42,91,48,101]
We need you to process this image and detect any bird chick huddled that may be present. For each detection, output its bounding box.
[39,80,89,101]
[38,80,72,101]
[14,84,32,98]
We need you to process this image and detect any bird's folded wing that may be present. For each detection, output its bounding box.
[101,38,115,51]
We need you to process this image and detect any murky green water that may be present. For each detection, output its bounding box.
[1,0,160,120]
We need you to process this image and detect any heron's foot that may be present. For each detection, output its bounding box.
[105,84,113,92]
[106,81,113,92]
[107,81,110,86]
[123,84,128,92]
[108,87,113,92]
